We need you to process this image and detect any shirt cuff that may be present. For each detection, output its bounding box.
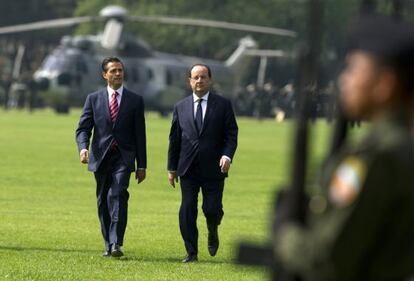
[137,168,146,170]
[221,155,232,162]
[80,149,88,155]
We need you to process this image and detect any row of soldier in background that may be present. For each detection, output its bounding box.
[0,47,357,122]
[0,68,359,126]
[0,72,39,112]
[0,76,319,119]
[0,45,46,112]
[235,80,350,122]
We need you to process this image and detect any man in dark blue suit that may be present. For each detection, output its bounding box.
[76,57,147,258]
[168,64,238,262]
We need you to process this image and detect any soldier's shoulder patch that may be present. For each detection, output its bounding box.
[329,156,367,208]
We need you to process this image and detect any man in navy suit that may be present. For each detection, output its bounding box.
[76,57,147,258]
[168,64,238,262]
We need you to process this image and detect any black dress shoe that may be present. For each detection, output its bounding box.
[182,254,198,263]
[208,225,219,256]
[102,250,111,257]
[111,244,124,257]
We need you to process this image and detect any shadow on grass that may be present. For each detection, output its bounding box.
[0,245,233,265]
[121,255,232,265]
[0,245,98,254]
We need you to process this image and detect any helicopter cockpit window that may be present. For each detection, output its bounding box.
[42,55,70,71]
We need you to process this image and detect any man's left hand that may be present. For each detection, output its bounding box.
[136,169,146,184]
[219,157,231,173]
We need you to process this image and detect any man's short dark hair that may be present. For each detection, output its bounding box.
[102,57,123,72]
[348,15,414,95]
[188,63,212,78]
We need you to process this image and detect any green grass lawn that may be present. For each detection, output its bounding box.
[0,109,334,281]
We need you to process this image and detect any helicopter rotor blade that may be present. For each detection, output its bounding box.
[0,7,296,38]
[244,49,287,58]
[128,15,297,37]
[0,16,98,35]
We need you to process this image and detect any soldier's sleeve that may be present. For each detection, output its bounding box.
[274,153,395,280]
[274,208,352,279]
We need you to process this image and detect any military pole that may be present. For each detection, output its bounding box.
[392,0,402,20]
[237,1,324,280]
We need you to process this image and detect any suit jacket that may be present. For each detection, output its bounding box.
[76,87,147,172]
[168,92,238,180]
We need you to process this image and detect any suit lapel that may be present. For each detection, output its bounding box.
[101,89,111,124]
[184,96,198,134]
[114,88,129,128]
[200,93,216,135]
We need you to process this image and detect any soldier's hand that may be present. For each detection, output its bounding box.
[80,149,89,164]
[168,171,178,188]
[136,169,146,184]
[273,188,310,231]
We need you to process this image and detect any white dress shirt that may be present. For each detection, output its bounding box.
[193,91,209,120]
[107,85,123,107]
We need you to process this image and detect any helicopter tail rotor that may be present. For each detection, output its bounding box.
[225,36,257,68]
[101,19,123,49]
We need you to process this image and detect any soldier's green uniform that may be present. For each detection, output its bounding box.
[274,16,414,281]
[275,112,414,280]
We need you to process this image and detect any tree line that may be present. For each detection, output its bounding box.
[1,0,414,88]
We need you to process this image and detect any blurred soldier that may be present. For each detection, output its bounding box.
[0,73,12,109]
[168,64,238,262]
[76,57,147,258]
[27,78,38,112]
[321,80,336,122]
[274,16,414,280]
[279,82,296,117]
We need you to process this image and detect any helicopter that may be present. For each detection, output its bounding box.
[0,5,296,114]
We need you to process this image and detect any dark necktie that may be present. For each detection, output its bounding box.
[110,91,119,123]
[195,98,203,133]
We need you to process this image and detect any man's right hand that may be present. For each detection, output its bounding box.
[168,171,178,188]
[80,149,89,164]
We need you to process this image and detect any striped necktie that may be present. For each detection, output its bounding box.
[110,91,119,123]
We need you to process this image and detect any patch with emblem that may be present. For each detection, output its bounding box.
[329,157,367,207]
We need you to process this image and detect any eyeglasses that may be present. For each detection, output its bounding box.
[190,75,209,81]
